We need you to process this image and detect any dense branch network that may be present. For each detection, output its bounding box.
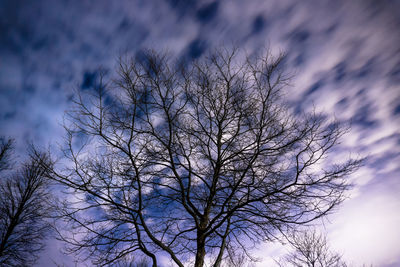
[42,49,361,267]
[0,138,53,266]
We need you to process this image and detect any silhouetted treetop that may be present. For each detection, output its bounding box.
[42,48,361,267]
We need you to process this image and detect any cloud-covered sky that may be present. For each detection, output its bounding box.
[1,0,399,266]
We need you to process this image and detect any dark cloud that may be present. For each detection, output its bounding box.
[3,111,16,120]
[333,62,347,82]
[186,38,207,59]
[81,71,98,90]
[355,57,375,79]
[166,0,197,17]
[393,104,400,116]
[352,104,379,128]
[389,62,400,84]
[252,15,266,34]
[288,28,310,43]
[196,1,219,23]
[292,53,304,67]
[304,79,325,97]
[335,97,349,109]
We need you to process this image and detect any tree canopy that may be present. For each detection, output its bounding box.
[43,49,361,267]
[0,138,53,266]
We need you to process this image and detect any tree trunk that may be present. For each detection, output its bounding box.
[194,233,206,267]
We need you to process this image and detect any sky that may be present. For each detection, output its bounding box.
[0,0,399,266]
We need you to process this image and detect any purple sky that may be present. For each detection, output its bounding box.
[1,0,399,266]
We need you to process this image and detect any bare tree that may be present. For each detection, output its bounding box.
[43,49,361,267]
[0,138,54,266]
[276,229,347,267]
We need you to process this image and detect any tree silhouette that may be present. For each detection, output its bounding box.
[0,138,54,266]
[277,229,347,267]
[43,49,361,267]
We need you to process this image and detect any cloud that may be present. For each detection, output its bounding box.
[1,0,399,265]
[329,182,400,266]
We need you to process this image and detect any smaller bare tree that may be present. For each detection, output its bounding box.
[0,138,54,266]
[277,229,347,267]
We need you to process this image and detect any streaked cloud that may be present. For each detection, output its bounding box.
[1,0,399,265]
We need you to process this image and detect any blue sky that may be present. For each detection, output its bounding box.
[0,0,399,266]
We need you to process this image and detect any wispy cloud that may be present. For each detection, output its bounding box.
[1,0,399,265]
